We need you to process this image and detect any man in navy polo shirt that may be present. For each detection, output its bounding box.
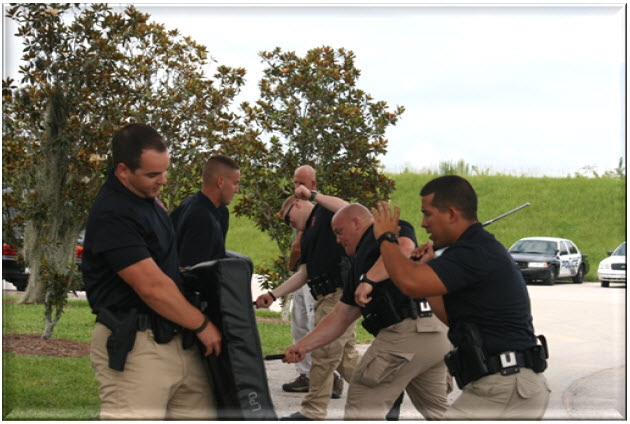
[83,123,220,420]
[372,175,550,419]
[170,155,240,266]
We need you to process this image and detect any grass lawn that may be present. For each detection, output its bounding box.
[2,297,373,420]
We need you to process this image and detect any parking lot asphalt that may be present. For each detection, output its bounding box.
[263,281,626,420]
[4,279,625,420]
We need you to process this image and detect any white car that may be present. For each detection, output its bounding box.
[598,242,626,287]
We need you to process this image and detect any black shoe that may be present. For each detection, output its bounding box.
[331,372,343,399]
[281,411,312,420]
[282,374,310,393]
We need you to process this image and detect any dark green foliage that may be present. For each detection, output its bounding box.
[235,46,404,287]
[2,4,247,337]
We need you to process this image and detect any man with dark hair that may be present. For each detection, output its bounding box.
[83,123,220,420]
[255,186,361,420]
[372,175,551,420]
[283,203,451,420]
[170,154,240,266]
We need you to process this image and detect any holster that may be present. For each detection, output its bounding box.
[445,323,549,389]
[308,273,342,299]
[360,290,428,336]
[96,308,138,372]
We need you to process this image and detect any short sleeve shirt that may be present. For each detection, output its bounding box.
[299,204,347,279]
[82,170,180,314]
[428,223,537,354]
[170,191,228,267]
[341,221,417,314]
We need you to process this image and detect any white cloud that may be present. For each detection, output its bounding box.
[3,3,625,177]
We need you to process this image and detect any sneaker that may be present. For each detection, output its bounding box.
[280,411,312,420]
[282,374,310,393]
[331,372,343,399]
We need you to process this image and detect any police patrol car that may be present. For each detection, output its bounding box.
[508,237,589,285]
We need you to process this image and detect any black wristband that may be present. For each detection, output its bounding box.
[267,291,277,301]
[193,316,210,334]
[310,190,318,201]
[359,273,377,287]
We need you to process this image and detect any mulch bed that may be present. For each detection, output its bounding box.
[3,333,90,358]
[3,317,287,358]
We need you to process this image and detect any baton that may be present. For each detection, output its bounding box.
[482,202,530,227]
[264,352,302,361]
[264,354,285,360]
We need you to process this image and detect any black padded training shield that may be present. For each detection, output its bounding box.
[182,251,276,420]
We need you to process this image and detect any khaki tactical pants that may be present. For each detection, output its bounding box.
[345,316,451,420]
[300,288,361,419]
[445,368,551,419]
[90,322,216,420]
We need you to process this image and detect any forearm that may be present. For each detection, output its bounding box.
[297,303,361,352]
[427,295,448,326]
[120,258,206,330]
[366,236,415,283]
[380,241,447,298]
[271,264,308,298]
[312,193,348,213]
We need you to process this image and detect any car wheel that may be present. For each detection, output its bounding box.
[543,266,557,285]
[12,280,28,291]
[572,265,584,284]
[601,280,610,288]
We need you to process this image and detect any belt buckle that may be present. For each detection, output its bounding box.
[499,351,520,376]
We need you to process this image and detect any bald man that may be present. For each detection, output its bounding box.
[171,155,240,266]
[283,203,451,420]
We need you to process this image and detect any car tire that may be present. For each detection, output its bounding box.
[12,279,28,291]
[572,265,585,284]
[544,266,557,285]
[601,280,610,288]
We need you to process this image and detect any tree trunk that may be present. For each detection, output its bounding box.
[19,221,45,304]
[281,293,293,322]
[19,86,84,340]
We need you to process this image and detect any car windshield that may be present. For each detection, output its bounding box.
[510,240,556,254]
[612,242,626,257]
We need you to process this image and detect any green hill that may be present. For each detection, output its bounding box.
[227,173,626,282]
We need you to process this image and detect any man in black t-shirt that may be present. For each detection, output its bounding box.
[282,203,451,420]
[372,175,550,420]
[254,185,361,420]
[170,155,240,267]
[83,124,220,419]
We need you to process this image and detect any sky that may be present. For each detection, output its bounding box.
[2,2,626,177]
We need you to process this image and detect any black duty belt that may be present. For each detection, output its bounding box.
[96,309,184,339]
[445,335,549,389]
[307,273,343,299]
[361,298,433,336]
[97,310,152,332]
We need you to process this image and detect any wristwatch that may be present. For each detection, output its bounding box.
[359,273,377,287]
[309,190,318,201]
[377,232,399,245]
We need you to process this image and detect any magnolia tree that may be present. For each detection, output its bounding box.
[235,46,404,288]
[2,3,246,337]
